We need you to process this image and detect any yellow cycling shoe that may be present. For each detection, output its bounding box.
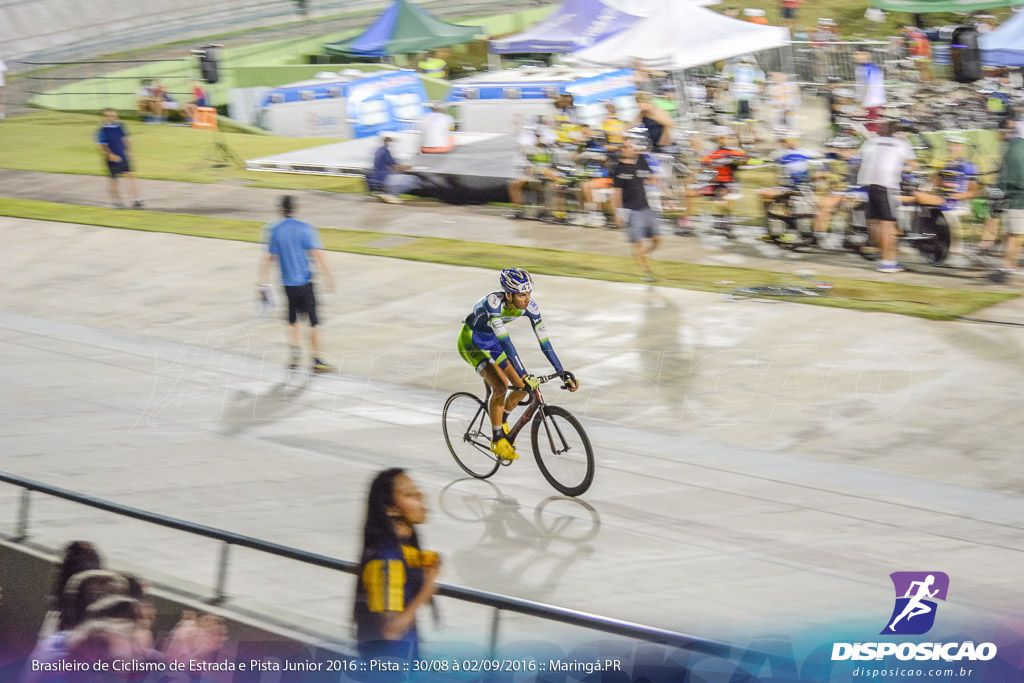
[490,437,520,461]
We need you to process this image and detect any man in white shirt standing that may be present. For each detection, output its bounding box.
[420,102,455,153]
[855,50,886,134]
[857,120,917,273]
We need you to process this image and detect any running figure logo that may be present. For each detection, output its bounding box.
[881,572,949,635]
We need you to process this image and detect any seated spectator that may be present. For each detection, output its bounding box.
[39,541,103,640]
[508,129,557,217]
[420,102,455,153]
[369,136,422,204]
[181,80,209,124]
[25,570,131,683]
[136,79,160,121]
[163,611,228,665]
[142,79,179,123]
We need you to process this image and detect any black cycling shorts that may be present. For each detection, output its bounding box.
[865,184,897,222]
[736,100,753,121]
[284,283,318,326]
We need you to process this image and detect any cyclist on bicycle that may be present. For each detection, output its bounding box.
[457,268,578,462]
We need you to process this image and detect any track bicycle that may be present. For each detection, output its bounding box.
[441,372,595,497]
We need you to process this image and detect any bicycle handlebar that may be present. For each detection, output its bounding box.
[510,371,576,392]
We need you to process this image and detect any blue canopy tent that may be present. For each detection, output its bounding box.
[980,10,1024,65]
[489,0,642,53]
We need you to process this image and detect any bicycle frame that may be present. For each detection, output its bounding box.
[484,372,560,443]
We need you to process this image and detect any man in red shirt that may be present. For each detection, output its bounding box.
[779,0,801,28]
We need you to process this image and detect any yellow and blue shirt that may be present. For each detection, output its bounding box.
[355,543,429,659]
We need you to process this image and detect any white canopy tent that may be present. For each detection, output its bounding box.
[570,0,789,70]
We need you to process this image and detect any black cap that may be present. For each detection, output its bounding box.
[279,195,295,214]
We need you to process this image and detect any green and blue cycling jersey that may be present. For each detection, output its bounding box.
[459,292,563,376]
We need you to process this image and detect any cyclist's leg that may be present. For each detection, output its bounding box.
[480,362,510,430]
[501,363,527,415]
[457,324,522,443]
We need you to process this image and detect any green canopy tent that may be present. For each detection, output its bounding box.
[323,0,484,57]
[874,0,1022,13]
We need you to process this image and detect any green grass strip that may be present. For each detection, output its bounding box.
[0,197,1016,320]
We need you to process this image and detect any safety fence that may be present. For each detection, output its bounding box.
[0,471,733,658]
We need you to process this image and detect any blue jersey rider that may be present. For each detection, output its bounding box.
[457,268,579,462]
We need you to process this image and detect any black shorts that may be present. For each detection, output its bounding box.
[782,6,795,19]
[107,159,131,177]
[736,100,753,121]
[284,283,318,326]
[865,184,897,222]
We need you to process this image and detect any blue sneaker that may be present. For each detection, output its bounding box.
[877,262,904,273]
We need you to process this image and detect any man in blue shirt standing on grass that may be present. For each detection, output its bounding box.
[96,108,144,209]
[258,195,336,373]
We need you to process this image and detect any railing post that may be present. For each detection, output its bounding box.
[488,607,501,658]
[213,541,231,604]
[15,489,30,541]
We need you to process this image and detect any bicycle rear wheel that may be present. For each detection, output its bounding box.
[443,392,500,479]
[531,405,595,497]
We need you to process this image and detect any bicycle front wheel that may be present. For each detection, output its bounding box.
[531,405,595,497]
[443,392,501,479]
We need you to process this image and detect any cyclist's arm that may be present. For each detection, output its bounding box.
[526,301,564,373]
[487,315,528,377]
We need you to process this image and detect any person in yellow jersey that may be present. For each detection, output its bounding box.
[417,51,447,78]
[602,102,628,151]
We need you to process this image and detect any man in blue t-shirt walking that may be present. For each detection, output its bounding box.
[96,109,144,209]
[258,195,336,373]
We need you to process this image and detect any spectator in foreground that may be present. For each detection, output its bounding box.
[96,109,144,209]
[370,135,422,204]
[258,195,336,374]
[612,138,661,281]
[857,119,916,273]
[353,468,440,661]
[39,541,103,640]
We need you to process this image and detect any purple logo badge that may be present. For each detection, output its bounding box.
[881,572,949,635]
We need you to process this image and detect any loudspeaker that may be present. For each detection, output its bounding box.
[950,26,981,83]
[198,46,220,84]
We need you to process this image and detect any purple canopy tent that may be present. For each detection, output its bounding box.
[489,0,642,53]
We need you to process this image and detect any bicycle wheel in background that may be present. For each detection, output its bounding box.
[443,392,500,479]
[530,405,595,497]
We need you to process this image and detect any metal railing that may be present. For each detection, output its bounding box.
[0,471,732,658]
[786,40,891,85]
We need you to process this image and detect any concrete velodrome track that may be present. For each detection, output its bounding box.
[1,216,1022,650]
